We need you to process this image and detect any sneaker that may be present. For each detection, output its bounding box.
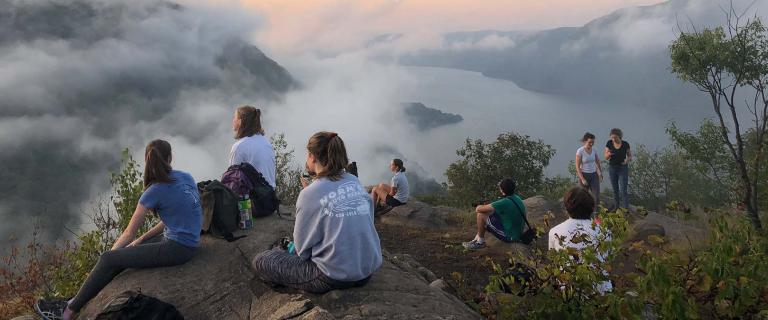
[462,239,486,250]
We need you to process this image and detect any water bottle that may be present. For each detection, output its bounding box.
[238,194,253,230]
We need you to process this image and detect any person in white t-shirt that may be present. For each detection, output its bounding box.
[575,132,602,209]
[371,159,409,215]
[229,105,276,188]
[548,186,613,294]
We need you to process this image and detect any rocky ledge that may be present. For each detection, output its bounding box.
[77,209,481,320]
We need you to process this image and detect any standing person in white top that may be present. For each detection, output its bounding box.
[548,186,613,294]
[575,132,602,209]
[371,159,409,215]
[229,105,276,188]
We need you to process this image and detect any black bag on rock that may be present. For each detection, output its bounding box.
[95,291,183,320]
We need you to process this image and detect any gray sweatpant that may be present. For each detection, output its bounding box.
[252,249,370,294]
[68,236,195,311]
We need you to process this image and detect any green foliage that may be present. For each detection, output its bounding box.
[445,132,555,207]
[670,16,768,229]
[635,214,768,318]
[627,120,735,211]
[630,144,730,211]
[482,209,638,319]
[540,175,575,201]
[271,133,303,205]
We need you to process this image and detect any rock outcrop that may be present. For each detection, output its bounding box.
[378,200,459,229]
[78,209,481,320]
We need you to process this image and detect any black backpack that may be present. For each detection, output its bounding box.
[197,180,245,242]
[222,163,279,218]
[95,291,183,320]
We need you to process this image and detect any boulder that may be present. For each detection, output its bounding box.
[377,200,455,229]
[78,213,481,320]
[522,196,566,228]
[630,221,666,242]
[630,212,708,249]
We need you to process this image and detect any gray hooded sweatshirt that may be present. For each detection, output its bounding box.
[294,172,383,281]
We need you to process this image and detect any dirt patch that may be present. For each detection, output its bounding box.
[375,220,526,300]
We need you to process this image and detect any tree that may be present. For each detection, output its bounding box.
[669,11,768,229]
[270,133,302,206]
[445,132,555,206]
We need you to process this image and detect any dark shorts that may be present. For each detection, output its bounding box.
[385,195,405,207]
[485,213,512,243]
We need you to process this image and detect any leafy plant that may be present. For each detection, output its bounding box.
[271,133,303,206]
[445,132,555,207]
[482,209,639,319]
[635,214,768,319]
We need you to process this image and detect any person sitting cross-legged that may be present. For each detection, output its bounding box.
[251,131,382,294]
[462,178,526,250]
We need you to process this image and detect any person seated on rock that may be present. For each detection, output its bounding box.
[229,105,276,188]
[252,131,382,294]
[548,186,613,294]
[62,140,202,320]
[462,178,526,250]
[370,158,409,214]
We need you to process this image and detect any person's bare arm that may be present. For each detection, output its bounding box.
[476,204,495,215]
[575,153,586,184]
[604,147,612,160]
[128,221,165,247]
[625,148,632,165]
[112,203,149,250]
[596,154,603,180]
[389,186,398,196]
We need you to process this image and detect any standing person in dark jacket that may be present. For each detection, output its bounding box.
[604,128,632,210]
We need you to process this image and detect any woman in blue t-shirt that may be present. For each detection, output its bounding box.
[63,139,202,320]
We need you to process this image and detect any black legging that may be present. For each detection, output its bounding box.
[68,236,195,312]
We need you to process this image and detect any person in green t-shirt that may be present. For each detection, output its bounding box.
[462,178,527,250]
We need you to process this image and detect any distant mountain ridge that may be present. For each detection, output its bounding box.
[398,0,757,110]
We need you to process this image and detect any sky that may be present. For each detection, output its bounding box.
[240,0,666,55]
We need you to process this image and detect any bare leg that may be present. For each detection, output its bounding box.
[476,211,489,239]
[374,184,392,205]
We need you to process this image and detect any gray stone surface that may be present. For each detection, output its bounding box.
[378,201,454,229]
[78,214,481,320]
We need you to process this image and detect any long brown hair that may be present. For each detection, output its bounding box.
[307,131,349,181]
[235,105,265,139]
[144,139,174,189]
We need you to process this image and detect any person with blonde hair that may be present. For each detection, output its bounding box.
[230,105,276,187]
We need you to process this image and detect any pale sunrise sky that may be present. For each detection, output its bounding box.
[237,0,666,54]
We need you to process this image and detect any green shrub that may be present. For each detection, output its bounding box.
[635,214,768,318]
[271,133,303,206]
[482,209,640,319]
[445,132,555,207]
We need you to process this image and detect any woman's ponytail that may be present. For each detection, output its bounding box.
[143,139,173,189]
[307,131,349,181]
